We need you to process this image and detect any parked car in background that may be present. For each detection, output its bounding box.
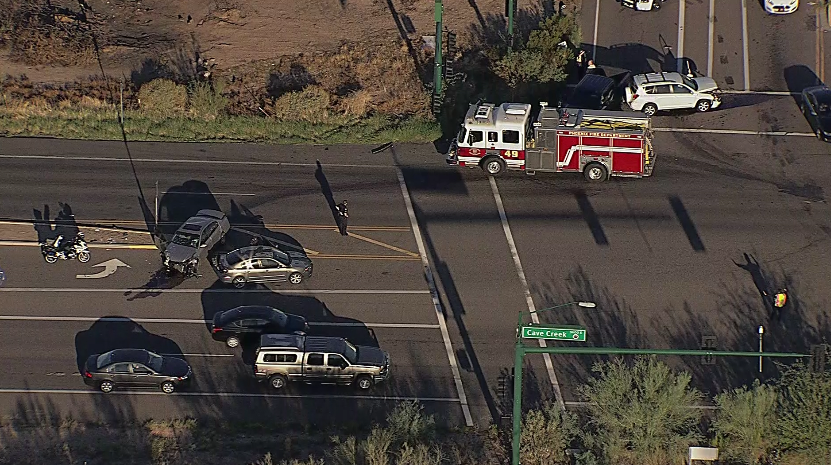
[82,349,191,393]
[764,0,797,14]
[214,245,313,288]
[800,85,831,142]
[625,71,721,116]
[163,209,230,274]
[211,305,309,348]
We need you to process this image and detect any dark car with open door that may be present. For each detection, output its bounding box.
[211,305,309,348]
[82,348,191,394]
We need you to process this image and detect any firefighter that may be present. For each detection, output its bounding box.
[771,288,788,320]
[335,200,349,236]
[576,50,587,78]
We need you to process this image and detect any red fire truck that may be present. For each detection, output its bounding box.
[445,102,656,182]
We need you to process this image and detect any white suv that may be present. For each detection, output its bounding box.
[625,72,722,116]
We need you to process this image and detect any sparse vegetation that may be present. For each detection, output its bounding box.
[138,79,188,118]
[0,0,96,66]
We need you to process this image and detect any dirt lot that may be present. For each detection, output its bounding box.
[0,0,511,85]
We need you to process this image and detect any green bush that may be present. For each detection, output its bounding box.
[138,79,187,118]
[520,404,577,465]
[493,14,580,88]
[713,380,777,465]
[188,80,228,120]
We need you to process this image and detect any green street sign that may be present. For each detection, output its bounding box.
[521,325,586,342]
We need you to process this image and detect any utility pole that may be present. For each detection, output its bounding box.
[119,77,124,125]
[431,0,444,115]
[507,0,516,44]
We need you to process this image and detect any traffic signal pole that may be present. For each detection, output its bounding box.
[510,342,811,465]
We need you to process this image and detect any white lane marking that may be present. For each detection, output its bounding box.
[707,0,715,76]
[489,177,565,412]
[720,90,798,95]
[592,0,600,61]
[0,154,394,169]
[0,315,438,329]
[653,127,815,137]
[0,388,461,402]
[677,0,686,74]
[741,0,750,90]
[0,288,431,294]
[396,168,473,427]
[76,258,130,279]
[165,354,235,358]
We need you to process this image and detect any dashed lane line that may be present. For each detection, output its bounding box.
[0,315,439,329]
[707,0,715,76]
[0,288,431,294]
[741,0,750,90]
[0,388,461,402]
[653,127,815,137]
[396,167,474,427]
[489,177,565,412]
[0,240,156,249]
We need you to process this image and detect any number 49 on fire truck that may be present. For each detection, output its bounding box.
[445,102,656,182]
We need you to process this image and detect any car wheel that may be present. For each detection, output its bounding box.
[160,381,176,394]
[226,336,241,348]
[99,380,114,393]
[696,100,712,112]
[481,156,506,176]
[232,276,246,289]
[642,103,658,117]
[44,253,58,264]
[288,272,303,285]
[817,129,825,141]
[355,375,373,390]
[583,162,608,183]
[77,251,90,263]
[269,374,288,390]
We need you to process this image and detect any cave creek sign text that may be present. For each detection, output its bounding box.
[520,325,587,342]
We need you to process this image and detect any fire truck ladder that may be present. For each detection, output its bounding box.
[578,117,649,132]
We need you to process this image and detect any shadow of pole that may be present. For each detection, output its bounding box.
[383,0,425,82]
[314,160,340,228]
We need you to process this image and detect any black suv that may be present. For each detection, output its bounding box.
[211,305,309,348]
[562,74,620,111]
[83,348,191,394]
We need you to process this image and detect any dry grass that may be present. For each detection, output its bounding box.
[138,79,188,118]
[1,0,96,66]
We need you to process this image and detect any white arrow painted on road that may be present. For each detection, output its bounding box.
[75,259,130,279]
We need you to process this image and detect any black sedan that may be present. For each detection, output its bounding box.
[211,305,309,348]
[801,85,831,142]
[83,349,191,394]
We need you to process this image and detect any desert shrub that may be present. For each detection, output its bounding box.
[188,80,228,120]
[269,85,332,122]
[520,404,577,465]
[138,79,188,118]
[363,426,393,465]
[339,89,374,117]
[713,380,777,465]
[385,401,436,448]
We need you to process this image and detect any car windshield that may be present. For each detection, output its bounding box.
[171,232,199,248]
[95,352,113,369]
[343,340,358,364]
[146,352,164,372]
[456,127,467,145]
[680,75,698,91]
[815,92,831,114]
[225,251,245,267]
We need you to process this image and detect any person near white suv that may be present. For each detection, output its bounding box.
[625,71,722,116]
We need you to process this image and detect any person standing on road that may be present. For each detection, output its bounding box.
[335,200,349,236]
[576,50,587,78]
[771,288,788,321]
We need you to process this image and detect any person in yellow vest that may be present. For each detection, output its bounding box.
[771,288,788,320]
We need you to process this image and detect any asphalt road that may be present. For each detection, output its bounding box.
[0,1,829,430]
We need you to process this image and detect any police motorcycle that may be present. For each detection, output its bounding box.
[621,0,667,11]
[40,233,91,263]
